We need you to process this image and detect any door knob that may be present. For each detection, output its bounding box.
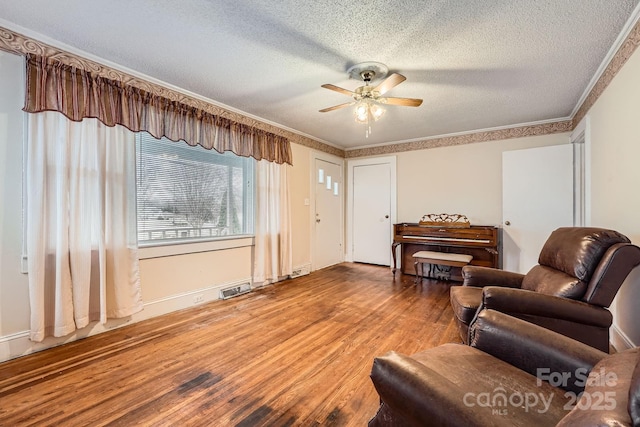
[385,215,389,219]
[504,220,511,226]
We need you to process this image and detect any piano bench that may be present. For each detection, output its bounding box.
[412,251,473,282]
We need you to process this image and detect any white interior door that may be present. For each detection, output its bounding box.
[314,158,343,270]
[502,144,574,273]
[352,163,392,265]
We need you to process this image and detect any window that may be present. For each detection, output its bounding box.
[135,133,254,245]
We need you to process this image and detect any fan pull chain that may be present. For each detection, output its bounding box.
[366,107,372,138]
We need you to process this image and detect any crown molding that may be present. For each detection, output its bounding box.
[348,7,640,159]
[345,117,572,152]
[572,14,640,127]
[571,3,640,121]
[2,7,640,160]
[344,120,573,158]
[0,23,344,159]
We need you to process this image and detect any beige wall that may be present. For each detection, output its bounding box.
[289,143,312,268]
[139,247,252,301]
[395,133,570,225]
[0,51,30,336]
[587,45,640,347]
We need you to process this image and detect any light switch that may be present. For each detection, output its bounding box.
[304,198,310,206]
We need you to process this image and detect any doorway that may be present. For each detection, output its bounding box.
[313,156,343,270]
[347,156,396,266]
[502,144,574,273]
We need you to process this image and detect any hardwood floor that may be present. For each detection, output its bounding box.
[0,262,461,426]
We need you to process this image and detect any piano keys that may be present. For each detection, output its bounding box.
[392,223,501,280]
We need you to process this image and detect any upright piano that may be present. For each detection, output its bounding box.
[392,223,501,280]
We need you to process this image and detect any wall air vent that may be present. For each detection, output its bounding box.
[219,283,251,300]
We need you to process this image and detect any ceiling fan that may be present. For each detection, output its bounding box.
[319,62,423,117]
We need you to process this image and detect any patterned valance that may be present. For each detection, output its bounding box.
[23,54,292,164]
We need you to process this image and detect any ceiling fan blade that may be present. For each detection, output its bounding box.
[319,102,355,113]
[373,73,406,95]
[321,84,355,97]
[380,97,423,107]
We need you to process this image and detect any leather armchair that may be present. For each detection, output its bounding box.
[369,310,640,427]
[449,227,640,351]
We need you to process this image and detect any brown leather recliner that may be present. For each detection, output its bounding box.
[369,309,640,427]
[449,227,640,352]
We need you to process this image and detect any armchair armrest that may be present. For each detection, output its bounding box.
[470,310,606,394]
[481,287,613,327]
[462,266,525,288]
[370,350,500,427]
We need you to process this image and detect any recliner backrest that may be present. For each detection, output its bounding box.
[583,243,640,306]
[521,227,632,302]
[538,227,630,280]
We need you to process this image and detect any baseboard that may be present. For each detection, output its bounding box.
[0,277,252,363]
[290,263,311,278]
[610,324,635,352]
[136,277,252,319]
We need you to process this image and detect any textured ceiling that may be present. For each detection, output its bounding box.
[0,0,638,149]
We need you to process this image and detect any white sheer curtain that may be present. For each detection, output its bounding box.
[253,159,292,286]
[26,111,142,342]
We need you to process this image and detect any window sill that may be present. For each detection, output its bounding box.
[138,235,254,260]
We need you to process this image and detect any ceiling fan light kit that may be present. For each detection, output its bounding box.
[320,62,423,138]
[355,101,385,123]
[354,100,385,138]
